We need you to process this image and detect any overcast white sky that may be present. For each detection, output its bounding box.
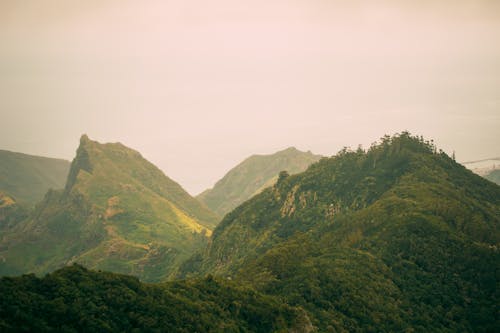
[1,0,499,194]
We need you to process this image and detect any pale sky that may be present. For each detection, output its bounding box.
[1,0,499,194]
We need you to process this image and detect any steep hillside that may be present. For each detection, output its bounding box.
[198,147,322,217]
[0,135,218,281]
[0,264,310,332]
[0,150,70,206]
[182,133,500,332]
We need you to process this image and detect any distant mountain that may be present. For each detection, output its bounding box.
[0,135,218,281]
[0,149,70,206]
[461,157,500,176]
[484,169,500,185]
[197,147,322,217]
[181,133,500,332]
[0,264,310,332]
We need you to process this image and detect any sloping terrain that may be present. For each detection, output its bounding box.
[1,132,498,331]
[0,150,70,206]
[182,133,500,332]
[198,147,321,217]
[0,192,28,231]
[0,135,218,281]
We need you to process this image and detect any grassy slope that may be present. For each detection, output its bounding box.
[197,147,322,217]
[0,150,70,206]
[0,135,218,282]
[182,133,500,332]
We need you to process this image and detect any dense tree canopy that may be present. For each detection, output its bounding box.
[0,264,307,332]
[1,133,499,332]
[181,132,500,332]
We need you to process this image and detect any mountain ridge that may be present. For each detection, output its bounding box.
[0,149,70,206]
[197,146,322,217]
[0,135,218,281]
[181,132,500,332]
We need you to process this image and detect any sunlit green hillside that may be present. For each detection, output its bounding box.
[0,135,218,282]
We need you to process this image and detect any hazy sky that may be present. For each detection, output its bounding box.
[1,0,499,194]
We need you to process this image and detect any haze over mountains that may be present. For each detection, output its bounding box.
[484,169,500,185]
[0,139,323,282]
[0,150,70,206]
[2,0,499,194]
[198,147,322,217]
[1,0,498,331]
[0,132,499,331]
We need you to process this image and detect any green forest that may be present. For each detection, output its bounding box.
[0,264,306,332]
[181,133,500,332]
[1,133,499,332]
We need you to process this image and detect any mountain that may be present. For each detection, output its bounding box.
[0,192,28,231]
[181,133,500,332]
[197,147,322,217]
[0,150,70,206]
[0,135,219,282]
[484,169,500,185]
[0,264,311,332]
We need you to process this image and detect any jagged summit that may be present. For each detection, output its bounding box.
[0,136,218,281]
[80,133,90,143]
[64,136,94,192]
